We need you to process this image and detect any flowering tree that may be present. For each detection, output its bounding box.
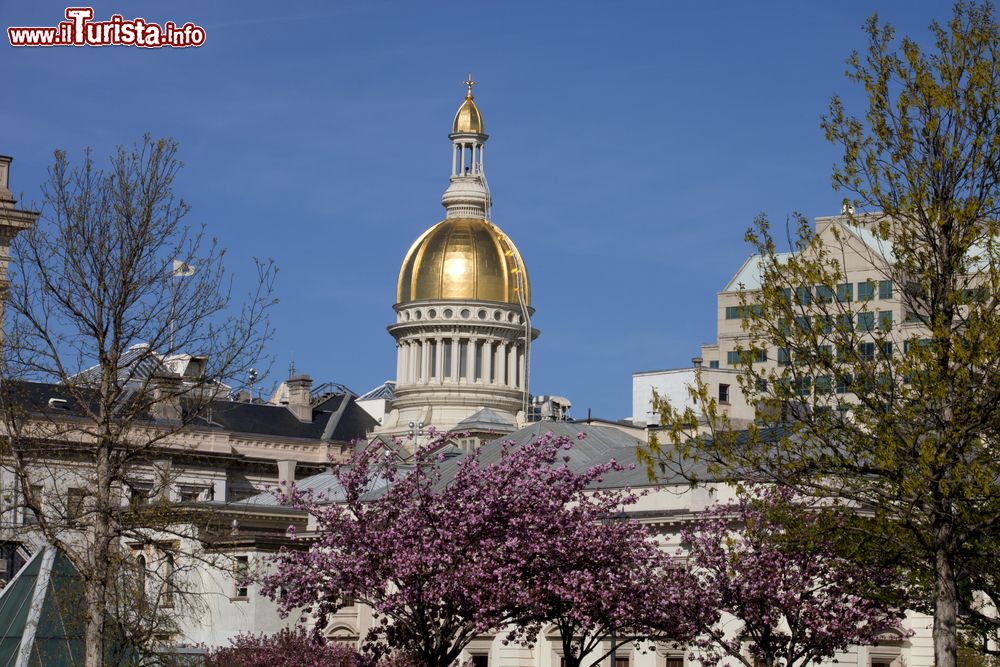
[681,488,905,667]
[509,510,712,667]
[262,432,657,666]
[205,628,359,667]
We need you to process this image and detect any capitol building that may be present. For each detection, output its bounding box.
[377,76,538,447]
[0,81,938,667]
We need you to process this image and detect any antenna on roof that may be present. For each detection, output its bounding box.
[288,358,296,379]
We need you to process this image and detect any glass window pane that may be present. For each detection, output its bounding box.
[858,281,875,301]
[878,310,893,330]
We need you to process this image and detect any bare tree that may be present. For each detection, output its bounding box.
[0,136,276,666]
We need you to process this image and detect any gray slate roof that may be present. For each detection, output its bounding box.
[11,381,376,444]
[454,407,515,433]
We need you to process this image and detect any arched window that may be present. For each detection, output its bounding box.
[163,554,175,606]
[136,554,146,594]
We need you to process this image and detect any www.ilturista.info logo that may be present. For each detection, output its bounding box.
[8,7,206,48]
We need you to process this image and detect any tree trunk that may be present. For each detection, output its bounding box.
[933,544,958,667]
[84,440,113,667]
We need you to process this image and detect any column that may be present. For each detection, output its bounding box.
[480,143,485,174]
[403,341,411,384]
[460,143,466,174]
[420,340,430,384]
[396,344,404,385]
[518,347,526,392]
[466,340,476,383]
[483,340,493,384]
[435,337,444,383]
[496,342,507,386]
[452,144,458,177]
[411,341,420,384]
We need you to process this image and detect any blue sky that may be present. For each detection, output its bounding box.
[0,1,952,419]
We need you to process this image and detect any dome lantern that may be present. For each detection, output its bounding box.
[451,74,485,136]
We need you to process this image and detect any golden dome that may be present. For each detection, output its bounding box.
[452,75,485,134]
[397,218,530,305]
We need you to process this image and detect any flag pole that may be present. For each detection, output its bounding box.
[170,270,176,353]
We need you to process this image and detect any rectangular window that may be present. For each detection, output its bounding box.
[725,305,763,320]
[961,287,989,303]
[718,384,730,404]
[904,310,922,323]
[860,342,876,361]
[67,488,85,520]
[815,375,833,394]
[837,283,853,303]
[794,377,812,396]
[129,484,151,510]
[24,485,43,525]
[795,286,812,305]
[858,280,876,301]
[818,344,833,361]
[882,342,893,357]
[857,311,875,332]
[472,657,489,667]
[755,378,767,392]
[615,658,629,667]
[795,315,811,333]
[666,658,684,667]
[815,285,834,303]
[474,342,483,381]
[777,348,791,366]
[459,340,468,378]
[709,360,719,369]
[728,350,766,365]
[878,310,893,331]
[837,313,853,332]
[836,374,853,394]
[781,287,792,303]
[430,341,438,379]
[817,315,833,334]
[234,556,249,598]
[879,280,893,299]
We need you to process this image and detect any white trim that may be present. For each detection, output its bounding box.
[16,547,55,667]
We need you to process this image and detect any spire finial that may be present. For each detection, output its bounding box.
[464,73,477,99]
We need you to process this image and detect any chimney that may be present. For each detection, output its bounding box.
[692,356,703,369]
[0,155,39,337]
[277,459,297,493]
[0,156,13,203]
[151,371,183,422]
[286,374,313,422]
